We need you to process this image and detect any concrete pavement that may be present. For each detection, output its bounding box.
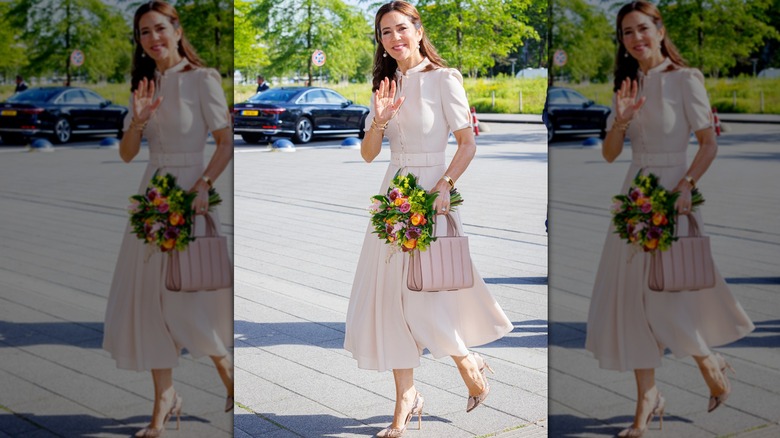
[0,142,234,437]
[233,123,549,437]
[548,123,780,437]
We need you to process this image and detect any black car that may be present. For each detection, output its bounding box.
[0,87,128,145]
[545,86,611,142]
[233,87,370,144]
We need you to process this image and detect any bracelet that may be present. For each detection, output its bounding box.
[683,175,696,190]
[201,175,213,189]
[371,118,390,131]
[613,119,630,132]
[129,118,147,132]
[442,175,455,189]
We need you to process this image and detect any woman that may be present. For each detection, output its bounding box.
[102,1,234,436]
[585,2,754,437]
[343,2,514,436]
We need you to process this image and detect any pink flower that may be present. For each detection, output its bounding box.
[640,202,653,213]
[629,188,643,201]
[389,188,401,201]
[392,222,405,233]
[399,202,411,213]
[147,188,159,202]
[369,200,383,213]
[158,202,169,214]
[610,200,623,214]
[127,199,141,214]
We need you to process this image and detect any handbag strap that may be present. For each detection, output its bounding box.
[195,213,219,237]
[433,212,459,237]
[678,213,701,237]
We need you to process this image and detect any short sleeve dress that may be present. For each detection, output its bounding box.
[103,59,233,371]
[585,58,754,372]
[343,58,514,372]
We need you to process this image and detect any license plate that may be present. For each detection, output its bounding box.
[1,110,17,116]
[241,110,259,116]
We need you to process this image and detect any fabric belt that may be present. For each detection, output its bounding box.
[148,151,203,168]
[632,151,687,167]
[390,152,445,167]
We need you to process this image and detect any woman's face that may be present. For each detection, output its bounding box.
[138,11,182,63]
[378,11,422,62]
[620,11,665,63]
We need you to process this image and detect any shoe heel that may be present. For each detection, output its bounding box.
[658,408,664,430]
[417,412,422,430]
[484,361,495,375]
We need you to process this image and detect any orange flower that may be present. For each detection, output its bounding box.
[652,212,667,226]
[153,196,165,206]
[645,239,658,250]
[403,239,417,249]
[635,196,648,206]
[162,239,176,251]
[394,196,407,207]
[410,212,426,226]
[169,212,184,226]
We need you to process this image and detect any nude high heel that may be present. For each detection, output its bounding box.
[616,391,665,438]
[466,352,495,413]
[708,353,735,413]
[376,392,424,437]
[134,392,183,437]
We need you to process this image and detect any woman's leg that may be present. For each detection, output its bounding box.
[389,369,417,429]
[210,354,234,396]
[629,368,659,429]
[451,353,485,396]
[693,354,727,397]
[147,368,176,428]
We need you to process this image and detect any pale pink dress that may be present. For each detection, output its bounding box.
[103,59,233,371]
[343,58,514,372]
[585,58,754,371]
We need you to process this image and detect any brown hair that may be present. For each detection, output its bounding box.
[131,0,205,91]
[372,1,447,91]
[614,1,687,91]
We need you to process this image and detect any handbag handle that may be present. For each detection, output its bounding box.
[433,212,459,237]
[194,212,219,238]
[677,213,702,238]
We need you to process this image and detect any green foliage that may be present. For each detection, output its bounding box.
[0,2,29,77]
[659,0,779,76]
[235,0,269,79]
[551,0,614,83]
[176,0,234,75]
[416,0,539,76]
[252,0,373,84]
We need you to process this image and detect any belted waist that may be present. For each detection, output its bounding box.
[632,151,687,167]
[390,152,445,167]
[148,151,203,168]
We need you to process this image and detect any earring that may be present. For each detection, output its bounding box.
[383,51,387,58]
[624,52,628,58]
[418,43,421,50]
[142,52,146,58]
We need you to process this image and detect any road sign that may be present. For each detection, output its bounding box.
[553,49,567,67]
[312,50,326,67]
[70,49,85,67]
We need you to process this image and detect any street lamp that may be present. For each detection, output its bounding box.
[509,57,517,78]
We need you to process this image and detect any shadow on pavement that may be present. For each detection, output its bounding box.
[235,412,453,438]
[484,276,548,285]
[0,412,213,438]
[0,321,103,348]
[547,413,693,437]
[549,319,780,348]
[234,320,547,349]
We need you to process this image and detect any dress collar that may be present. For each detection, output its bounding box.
[638,57,672,79]
[396,57,431,78]
[155,58,189,79]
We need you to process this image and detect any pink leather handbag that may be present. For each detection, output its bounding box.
[407,213,474,292]
[166,213,233,292]
[649,214,716,292]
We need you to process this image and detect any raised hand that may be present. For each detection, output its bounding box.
[614,77,646,124]
[373,77,405,125]
[132,77,164,123]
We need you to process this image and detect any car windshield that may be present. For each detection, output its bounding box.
[7,88,61,103]
[247,89,299,103]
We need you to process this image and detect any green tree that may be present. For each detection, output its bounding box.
[176,0,234,75]
[551,0,614,83]
[254,0,373,84]
[0,2,29,81]
[7,0,132,84]
[235,0,270,82]
[415,0,539,76]
[659,0,778,76]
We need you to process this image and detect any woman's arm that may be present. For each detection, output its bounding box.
[120,78,163,163]
[361,77,405,163]
[190,126,233,215]
[431,127,476,214]
[602,78,646,163]
[673,127,717,214]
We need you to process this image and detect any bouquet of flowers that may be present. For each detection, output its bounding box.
[611,170,704,253]
[128,171,222,252]
[369,171,463,253]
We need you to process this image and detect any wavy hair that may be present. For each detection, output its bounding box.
[131,0,205,91]
[614,1,687,91]
[372,1,447,91]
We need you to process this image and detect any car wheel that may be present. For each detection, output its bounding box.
[292,117,313,144]
[547,122,555,143]
[52,117,72,144]
[358,114,367,139]
[241,133,266,144]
